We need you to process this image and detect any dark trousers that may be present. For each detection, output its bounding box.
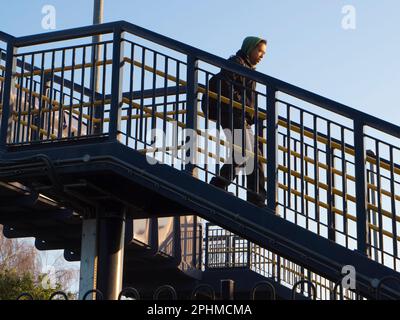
[210,120,267,207]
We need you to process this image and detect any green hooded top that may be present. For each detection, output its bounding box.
[241,36,266,58]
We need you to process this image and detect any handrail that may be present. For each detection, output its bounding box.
[0,31,14,43]
[13,22,119,47]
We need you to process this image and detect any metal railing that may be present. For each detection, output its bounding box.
[204,223,362,300]
[0,21,399,280]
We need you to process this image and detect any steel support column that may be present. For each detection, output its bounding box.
[96,208,126,300]
[78,219,98,300]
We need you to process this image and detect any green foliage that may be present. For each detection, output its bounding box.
[0,269,74,300]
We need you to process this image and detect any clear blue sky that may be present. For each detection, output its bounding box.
[1,0,400,124]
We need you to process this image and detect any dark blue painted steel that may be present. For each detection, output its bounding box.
[354,120,368,256]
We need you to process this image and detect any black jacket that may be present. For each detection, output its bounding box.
[201,50,257,129]
[219,49,257,128]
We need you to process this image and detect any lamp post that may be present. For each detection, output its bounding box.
[91,0,103,134]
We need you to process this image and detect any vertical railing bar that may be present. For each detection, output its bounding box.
[18,66,26,143]
[0,40,17,150]
[89,43,96,135]
[247,238,251,268]
[228,81,234,188]
[32,81,39,141]
[100,43,107,133]
[184,55,198,174]
[332,148,338,241]
[326,121,335,241]
[313,116,321,236]
[127,42,134,146]
[78,46,86,137]
[57,49,66,139]
[134,50,140,148]
[181,101,186,171]
[47,51,56,139]
[254,92,260,198]
[366,164,375,259]
[204,222,209,270]
[151,51,157,158]
[15,54,24,144]
[67,48,75,138]
[354,120,368,256]
[36,52,45,141]
[308,270,313,297]
[162,56,168,164]
[198,223,202,270]
[294,138,298,224]
[286,104,292,208]
[144,62,149,150]
[300,110,305,222]
[300,266,305,294]
[341,127,349,248]
[305,144,309,230]
[241,79,246,178]
[174,61,180,169]
[282,133,287,220]
[374,140,385,264]
[389,146,399,270]
[51,88,57,137]
[216,78,221,181]
[109,27,124,142]
[204,71,210,182]
[138,47,146,146]
[26,53,35,142]
[266,86,277,213]
[174,60,181,125]
[21,69,30,142]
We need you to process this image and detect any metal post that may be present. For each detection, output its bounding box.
[92,0,104,135]
[204,223,209,270]
[78,219,98,300]
[96,208,126,300]
[220,279,235,300]
[192,216,198,268]
[366,150,379,261]
[0,40,17,151]
[328,145,336,242]
[173,216,182,265]
[266,86,278,213]
[247,240,251,268]
[109,26,124,141]
[184,55,198,174]
[354,120,368,256]
[149,217,159,253]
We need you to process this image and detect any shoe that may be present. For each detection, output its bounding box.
[247,193,267,209]
[210,177,224,188]
[252,202,267,209]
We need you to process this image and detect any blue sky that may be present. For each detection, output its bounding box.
[1,0,400,124]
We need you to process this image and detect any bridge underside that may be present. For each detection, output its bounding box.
[1,139,399,300]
